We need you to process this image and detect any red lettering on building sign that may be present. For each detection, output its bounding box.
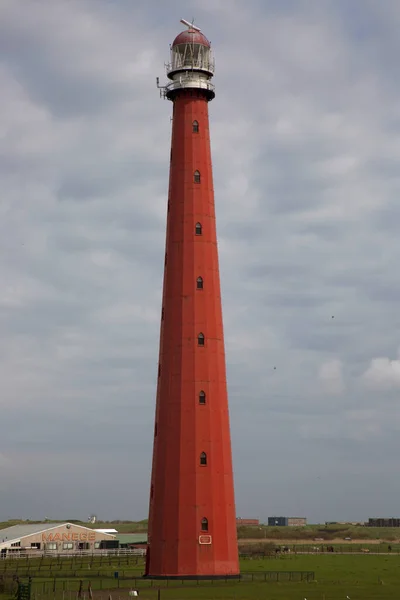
[42,532,96,542]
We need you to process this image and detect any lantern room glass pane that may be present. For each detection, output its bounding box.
[171,43,213,71]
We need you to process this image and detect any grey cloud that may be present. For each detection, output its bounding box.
[0,301,88,334]
[264,291,332,309]
[246,263,310,280]
[375,201,400,234]
[294,221,350,241]
[2,0,400,524]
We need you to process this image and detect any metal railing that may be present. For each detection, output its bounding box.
[163,77,215,98]
[0,549,145,561]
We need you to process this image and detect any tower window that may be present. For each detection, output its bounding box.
[201,518,209,532]
[194,170,201,184]
[199,391,206,404]
[196,277,203,290]
[195,222,202,235]
[200,452,207,466]
[197,333,205,346]
[193,120,199,133]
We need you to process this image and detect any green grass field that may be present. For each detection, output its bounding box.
[1,521,399,599]
[236,522,400,542]
[1,553,400,600]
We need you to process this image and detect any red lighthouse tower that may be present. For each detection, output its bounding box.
[145,19,239,579]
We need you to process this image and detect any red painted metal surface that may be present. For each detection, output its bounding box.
[172,29,211,48]
[145,89,239,578]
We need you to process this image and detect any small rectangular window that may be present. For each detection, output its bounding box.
[46,543,57,550]
[63,543,73,550]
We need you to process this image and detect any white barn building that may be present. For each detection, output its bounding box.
[0,522,116,556]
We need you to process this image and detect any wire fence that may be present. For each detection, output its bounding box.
[1,570,315,596]
[0,551,144,563]
[239,542,399,558]
[1,543,398,565]
[0,557,144,574]
[2,573,397,600]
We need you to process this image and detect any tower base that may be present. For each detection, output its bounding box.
[143,574,241,581]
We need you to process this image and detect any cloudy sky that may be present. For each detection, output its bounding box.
[1,0,400,524]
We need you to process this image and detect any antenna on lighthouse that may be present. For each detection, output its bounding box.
[180,18,201,32]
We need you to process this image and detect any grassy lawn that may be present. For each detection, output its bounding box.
[237,523,400,541]
[1,553,400,600]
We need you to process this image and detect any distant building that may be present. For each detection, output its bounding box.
[236,518,259,527]
[268,517,307,527]
[0,522,115,556]
[115,533,148,553]
[368,518,400,527]
[268,517,288,526]
[94,529,118,534]
[287,517,307,527]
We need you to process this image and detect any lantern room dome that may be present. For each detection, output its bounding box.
[172,28,211,48]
